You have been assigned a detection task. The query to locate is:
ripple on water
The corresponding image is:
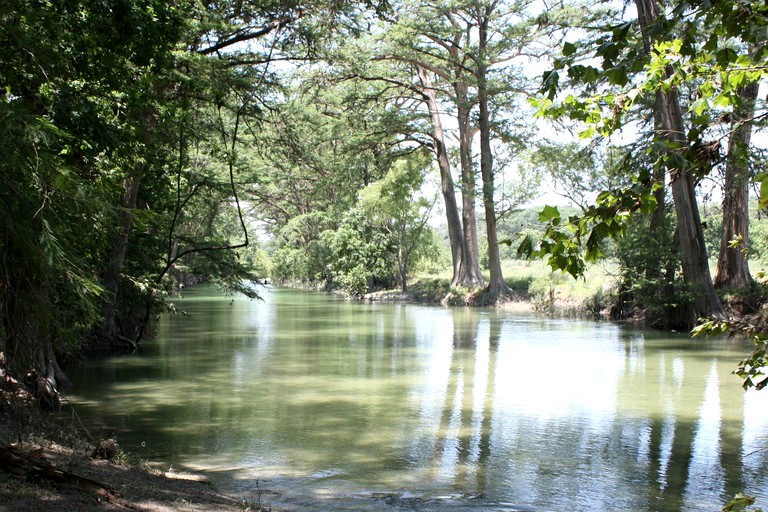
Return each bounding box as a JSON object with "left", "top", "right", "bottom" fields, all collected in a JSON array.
[{"left": 357, "top": 492, "right": 543, "bottom": 511}]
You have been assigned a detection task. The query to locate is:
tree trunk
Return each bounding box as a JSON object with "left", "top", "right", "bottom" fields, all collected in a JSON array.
[
  {"left": 417, "top": 65, "right": 468, "bottom": 287},
  {"left": 638, "top": 0, "right": 668, "bottom": 289},
  {"left": 398, "top": 245, "right": 408, "bottom": 293},
  {"left": 100, "top": 169, "right": 143, "bottom": 341},
  {"left": 714, "top": 79, "right": 758, "bottom": 290},
  {"left": 477, "top": 10, "right": 511, "bottom": 303},
  {"left": 660, "top": 90, "right": 725, "bottom": 323},
  {"left": 100, "top": 108, "right": 158, "bottom": 346},
  {"left": 635, "top": 0, "right": 725, "bottom": 324},
  {"left": 1, "top": 272, "right": 69, "bottom": 407},
  {"left": 0, "top": 182, "right": 70, "bottom": 393},
  {"left": 456, "top": 85, "right": 484, "bottom": 287}
]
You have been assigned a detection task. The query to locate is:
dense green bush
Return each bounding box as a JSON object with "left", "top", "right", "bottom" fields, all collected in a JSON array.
[
  {"left": 614, "top": 211, "right": 701, "bottom": 327},
  {"left": 408, "top": 227, "right": 452, "bottom": 276},
  {"left": 322, "top": 208, "right": 395, "bottom": 296}
]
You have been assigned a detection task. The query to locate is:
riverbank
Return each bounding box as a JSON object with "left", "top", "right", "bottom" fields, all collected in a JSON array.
[
  {"left": 0, "top": 397, "right": 269, "bottom": 511},
  {"left": 0, "top": 443, "right": 249, "bottom": 512},
  {"left": 363, "top": 273, "right": 614, "bottom": 319}
]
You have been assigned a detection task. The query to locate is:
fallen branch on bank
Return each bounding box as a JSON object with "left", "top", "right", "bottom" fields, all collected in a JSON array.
[{"left": 0, "top": 440, "right": 135, "bottom": 509}]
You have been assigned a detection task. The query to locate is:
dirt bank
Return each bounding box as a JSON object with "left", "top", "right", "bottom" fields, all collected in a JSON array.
[{"left": 0, "top": 389, "right": 267, "bottom": 512}]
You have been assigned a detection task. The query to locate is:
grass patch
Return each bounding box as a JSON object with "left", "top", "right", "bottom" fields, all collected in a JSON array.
[
  {"left": 412, "top": 259, "right": 619, "bottom": 316},
  {"left": 508, "top": 259, "right": 618, "bottom": 316},
  {"left": 408, "top": 277, "right": 451, "bottom": 303}
]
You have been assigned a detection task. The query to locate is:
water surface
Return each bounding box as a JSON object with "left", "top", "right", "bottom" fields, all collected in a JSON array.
[{"left": 65, "top": 286, "right": 768, "bottom": 511}]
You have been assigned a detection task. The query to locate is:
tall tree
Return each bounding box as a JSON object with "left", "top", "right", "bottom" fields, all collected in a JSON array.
[
  {"left": 378, "top": 1, "right": 486, "bottom": 288},
  {"left": 635, "top": 0, "right": 725, "bottom": 322},
  {"left": 475, "top": 1, "right": 512, "bottom": 301},
  {"left": 456, "top": 0, "right": 572, "bottom": 302},
  {"left": 249, "top": 70, "right": 420, "bottom": 290},
  {"left": 98, "top": 0, "right": 373, "bottom": 343},
  {"left": 377, "top": 0, "right": 574, "bottom": 299},
  {"left": 530, "top": 0, "right": 768, "bottom": 325},
  {"left": 0, "top": 0, "right": 375, "bottom": 399},
  {"left": 714, "top": 63, "right": 760, "bottom": 290},
  {"left": 358, "top": 153, "right": 436, "bottom": 291},
  {"left": 0, "top": 0, "right": 187, "bottom": 395},
  {"left": 415, "top": 65, "right": 476, "bottom": 288}
]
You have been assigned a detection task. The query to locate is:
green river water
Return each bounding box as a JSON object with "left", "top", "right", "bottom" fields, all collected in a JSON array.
[{"left": 64, "top": 285, "right": 768, "bottom": 511}]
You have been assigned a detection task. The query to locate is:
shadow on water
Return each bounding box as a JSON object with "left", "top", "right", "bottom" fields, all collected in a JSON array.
[{"left": 62, "top": 286, "right": 768, "bottom": 512}]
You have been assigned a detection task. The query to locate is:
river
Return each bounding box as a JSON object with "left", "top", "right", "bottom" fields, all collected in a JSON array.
[{"left": 64, "top": 285, "right": 768, "bottom": 511}]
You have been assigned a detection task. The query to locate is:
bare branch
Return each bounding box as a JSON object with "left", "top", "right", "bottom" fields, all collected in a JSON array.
[{"left": 198, "top": 11, "right": 305, "bottom": 55}]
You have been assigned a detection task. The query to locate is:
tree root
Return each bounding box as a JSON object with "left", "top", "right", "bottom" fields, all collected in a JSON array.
[{"left": 114, "top": 334, "right": 139, "bottom": 352}]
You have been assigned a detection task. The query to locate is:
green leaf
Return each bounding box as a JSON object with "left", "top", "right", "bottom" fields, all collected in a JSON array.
[
  {"left": 716, "top": 47, "right": 738, "bottom": 67},
  {"left": 757, "top": 173, "right": 768, "bottom": 211},
  {"left": 726, "top": 71, "right": 746, "bottom": 90},
  {"left": 597, "top": 42, "right": 621, "bottom": 68},
  {"left": 538, "top": 205, "right": 561, "bottom": 223},
  {"left": 703, "top": 33, "right": 718, "bottom": 53},
  {"left": 611, "top": 21, "right": 633, "bottom": 41},
  {"left": 666, "top": 152, "right": 688, "bottom": 171},
  {"left": 542, "top": 70, "right": 560, "bottom": 100},
  {"left": 605, "top": 66, "right": 628, "bottom": 86},
  {"left": 691, "top": 98, "right": 708, "bottom": 116},
  {"left": 585, "top": 227, "right": 602, "bottom": 255},
  {"left": 562, "top": 41, "right": 577, "bottom": 57},
  {"left": 578, "top": 126, "right": 596, "bottom": 139},
  {"left": 516, "top": 235, "right": 534, "bottom": 259},
  {"left": 592, "top": 221, "right": 611, "bottom": 239},
  {"left": 568, "top": 65, "right": 600, "bottom": 84},
  {"left": 713, "top": 92, "right": 732, "bottom": 108}
]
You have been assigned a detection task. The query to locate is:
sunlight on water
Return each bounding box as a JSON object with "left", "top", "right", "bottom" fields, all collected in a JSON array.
[{"left": 63, "top": 286, "right": 768, "bottom": 511}]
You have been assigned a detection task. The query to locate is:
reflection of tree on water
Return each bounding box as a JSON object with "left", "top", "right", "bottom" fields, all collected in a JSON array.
[
  {"left": 425, "top": 317, "right": 768, "bottom": 511},
  {"left": 430, "top": 310, "right": 497, "bottom": 498},
  {"left": 68, "top": 289, "right": 768, "bottom": 511},
  {"left": 683, "top": 362, "right": 726, "bottom": 510},
  {"left": 621, "top": 337, "right": 750, "bottom": 512},
  {"left": 742, "top": 385, "right": 768, "bottom": 502},
  {"left": 719, "top": 363, "right": 748, "bottom": 510}
]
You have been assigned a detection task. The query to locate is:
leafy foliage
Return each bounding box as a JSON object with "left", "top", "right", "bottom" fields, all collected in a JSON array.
[
  {"left": 534, "top": 1, "right": 768, "bottom": 190},
  {"left": 322, "top": 208, "right": 394, "bottom": 296},
  {"left": 722, "top": 493, "right": 764, "bottom": 512},
  {"left": 694, "top": 314, "right": 768, "bottom": 392},
  {"left": 271, "top": 212, "right": 336, "bottom": 286},
  {"left": 358, "top": 154, "right": 435, "bottom": 290},
  {"left": 0, "top": 0, "right": 376, "bottom": 379},
  {"left": 614, "top": 210, "right": 702, "bottom": 326},
  {"left": 0, "top": 0, "right": 187, "bottom": 372},
  {"left": 518, "top": 185, "right": 657, "bottom": 278}
]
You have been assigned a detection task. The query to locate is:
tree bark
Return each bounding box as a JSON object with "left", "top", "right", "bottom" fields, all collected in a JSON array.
[
  {"left": 477, "top": 7, "right": 511, "bottom": 303},
  {"left": 1, "top": 289, "right": 70, "bottom": 407},
  {"left": 417, "top": 65, "right": 468, "bottom": 287},
  {"left": 100, "top": 168, "right": 143, "bottom": 341},
  {"left": 714, "top": 79, "right": 758, "bottom": 290},
  {"left": 100, "top": 107, "right": 159, "bottom": 345},
  {"left": 635, "top": 0, "right": 725, "bottom": 324},
  {"left": 398, "top": 245, "right": 408, "bottom": 292},
  {"left": 456, "top": 84, "right": 484, "bottom": 287}
]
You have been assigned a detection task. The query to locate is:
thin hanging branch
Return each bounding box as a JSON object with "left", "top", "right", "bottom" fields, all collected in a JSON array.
[{"left": 134, "top": 25, "right": 283, "bottom": 342}]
